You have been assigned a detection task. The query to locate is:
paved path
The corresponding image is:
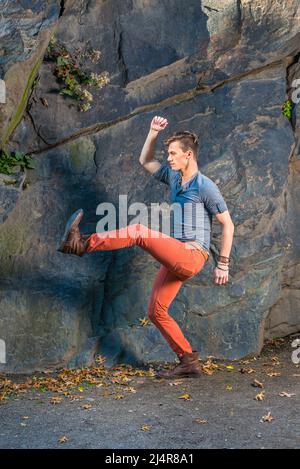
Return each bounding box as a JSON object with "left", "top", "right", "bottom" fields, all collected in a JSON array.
[{"left": 0, "top": 337, "right": 299, "bottom": 449}]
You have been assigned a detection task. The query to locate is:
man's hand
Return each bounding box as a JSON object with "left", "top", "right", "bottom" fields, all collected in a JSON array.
[
  {"left": 139, "top": 116, "right": 168, "bottom": 171},
  {"left": 213, "top": 267, "right": 229, "bottom": 285},
  {"left": 150, "top": 116, "right": 168, "bottom": 132}
]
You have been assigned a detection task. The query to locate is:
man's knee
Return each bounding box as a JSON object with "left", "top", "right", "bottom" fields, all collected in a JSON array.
[
  {"left": 128, "top": 222, "right": 148, "bottom": 240},
  {"left": 148, "top": 300, "right": 168, "bottom": 323}
]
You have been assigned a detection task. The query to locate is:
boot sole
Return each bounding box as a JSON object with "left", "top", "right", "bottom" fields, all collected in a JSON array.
[{"left": 57, "top": 208, "right": 84, "bottom": 252}]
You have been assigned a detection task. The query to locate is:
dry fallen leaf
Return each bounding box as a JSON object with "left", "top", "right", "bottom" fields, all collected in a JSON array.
[
  {"left": 59, "top": 436, "right": 68, "bottom": 444},
  {"left": 251, "top": 379, "right": 264, "bottom": 388},
  {"left": 95, "top": 355, "right": 106, "bottom": 365},
  {"left": 272, "top": 357, "right": 280, "bottom": 365},
  {"left": 255, "top": 391, "right": 265, "bottom": 401},
  {"left": 69, "top": 395, "right": 83, "bottom": 401},
  {"left": 50, "top": 396, "right": 63, "bottom": 404},
  {"left": 267, "top": 338, "right": 285, "bottom": 347},
  {"left": 40, "top": 97, "right": 49, "bottom": 107},
  {"left": 179, "top": 393, "right": 191, "bottom": 401},
  {"left": 139, "top": 317, "right": 151, "bottom": 327},
  {"left": 81, "top": 404, "right": 92, "bottom": 410},
  {"left": 261, "top": 411, "right": 274, "bottom": 423},
  {"left": 201, "top": 358, "right": 220, "bottom": 375},
  {"left": 125, "top": 387, "right": 137, "bottom": 393},
  {"left": 239, "top": 359, "right": 251, "bottom": 365},
  {"left": 169, "top": 380, "right": 184, "bottom": 386},
  {"left": 141, "top": 425, "right": 152, "bottom": 431},
  {"left": 266, "top": 372, "right": 281, "bottom": 377},
  {"left": 240, "top": 368, "right": 255, "bottom": 374},
  {"left": 194, "top": 418, "right": 208, "bottom": 424},
  {"left": 278, "top": 392, "right": 296, "bottom": 398}
]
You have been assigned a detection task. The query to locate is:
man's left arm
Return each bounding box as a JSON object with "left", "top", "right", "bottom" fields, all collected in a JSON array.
[
  {"left": 201, "top": 179, "right": 234, "bottom": 285},
  {"left": 214, "top": 210, "right": 234, "bottom": 285}
]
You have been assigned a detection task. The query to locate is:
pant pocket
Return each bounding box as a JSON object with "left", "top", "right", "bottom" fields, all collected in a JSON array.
[{"left": 173, "top": 262, "right": 195, "bottom": 280}]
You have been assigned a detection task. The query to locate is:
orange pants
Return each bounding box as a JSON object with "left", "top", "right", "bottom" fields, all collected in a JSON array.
[{"left": 86, "top": 223, "right": 208, "bottom": 358}]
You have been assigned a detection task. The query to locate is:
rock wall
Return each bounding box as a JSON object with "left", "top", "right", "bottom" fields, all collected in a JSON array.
[{"left": 0, "top": 0, "right": 299, "bottom": 372}]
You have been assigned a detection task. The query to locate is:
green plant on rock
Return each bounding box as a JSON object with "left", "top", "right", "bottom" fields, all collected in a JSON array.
[
  {"left": 282, "top": 99, "right": 293, "bottom": 121},
  {"left": 0, "top": 148, "right": 35, "bottom": 175},
  {"left": 45, "top": 35, "right": 110, "bottom": 112}
]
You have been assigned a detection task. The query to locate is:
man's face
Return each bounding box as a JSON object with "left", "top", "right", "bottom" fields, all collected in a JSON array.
[{"left": 167, "top": 141, "right": 192, "bottom": 170}]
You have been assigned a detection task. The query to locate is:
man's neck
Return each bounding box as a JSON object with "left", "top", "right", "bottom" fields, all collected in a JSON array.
[{"left": 180, "top": 165, "right": 199, "bottom": 182}]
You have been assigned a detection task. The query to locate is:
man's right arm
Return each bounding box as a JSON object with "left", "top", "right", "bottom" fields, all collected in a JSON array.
[{"left": 139, "top": 116, "right": 168, "bottom": 174}]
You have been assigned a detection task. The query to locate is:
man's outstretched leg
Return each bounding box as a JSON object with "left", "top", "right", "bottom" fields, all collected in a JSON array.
[{"left": 58, "top": 209, "right": 208, "bottom": 278}]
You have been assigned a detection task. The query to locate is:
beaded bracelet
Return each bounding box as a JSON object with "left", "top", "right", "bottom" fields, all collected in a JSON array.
[
  {"left": 217, "top": 262, "right": 229, "bottom": 270},
  {"left": 218, "top": 255, "right": 230, "bottom": 263}
]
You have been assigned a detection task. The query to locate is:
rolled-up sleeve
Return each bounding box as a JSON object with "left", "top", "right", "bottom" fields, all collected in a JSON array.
[
  {"left": 152, "top": 163, "right": 171, "bottom": 186},
  {"left": 201, "top": 179, "right": 228, "bottom": 215}
]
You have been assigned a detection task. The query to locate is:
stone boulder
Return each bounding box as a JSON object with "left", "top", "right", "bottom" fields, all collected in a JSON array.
[{"left": 0, "top": 0, "right": 299, "bottom": 372}]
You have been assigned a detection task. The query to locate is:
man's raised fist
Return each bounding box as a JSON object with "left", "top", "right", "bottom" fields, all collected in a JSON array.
[{"left": 150, "top": 116, "right": 168, "bottom": 132}]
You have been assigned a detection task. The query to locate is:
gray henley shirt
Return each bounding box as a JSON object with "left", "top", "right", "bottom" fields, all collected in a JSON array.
[{"left": 152, "top": 164, "right": 228, "bottom": 254}]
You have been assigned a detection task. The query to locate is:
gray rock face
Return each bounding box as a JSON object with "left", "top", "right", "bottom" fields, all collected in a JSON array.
[
  {"left": 0, "top": 0, "right": 60, "bottom": 148},
  {"left": 0, "top": 1, "right": 60, "bottom": 74},
  {"left": 0, "top": 0, "right": 299, "bottom": 372}
]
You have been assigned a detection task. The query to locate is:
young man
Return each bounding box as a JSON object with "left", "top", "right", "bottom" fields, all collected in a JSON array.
[{"left": 58, "top": 116, "right": 234, "bottom": 378}]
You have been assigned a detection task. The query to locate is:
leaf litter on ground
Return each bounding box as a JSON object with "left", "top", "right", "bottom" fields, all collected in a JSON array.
[{"left": 0, "top": 357, "right": 156, "bottom": 403}]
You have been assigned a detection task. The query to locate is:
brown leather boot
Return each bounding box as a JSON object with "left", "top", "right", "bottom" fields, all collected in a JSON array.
[
  {"left": 58, "top": 209, "right": 89, "bottom": 257},
  {"left": 155, "top": 351, "right": 203, "bottom": 379}
]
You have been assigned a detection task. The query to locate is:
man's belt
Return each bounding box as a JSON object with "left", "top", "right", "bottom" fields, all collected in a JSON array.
[{"left": 185, "top": 241, "right": 209, "bottom": 261}]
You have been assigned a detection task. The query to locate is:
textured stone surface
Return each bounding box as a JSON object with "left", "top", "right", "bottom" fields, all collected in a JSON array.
[
  {"left": 0, "top": 1, "right": 61, "bottom": 147},
  {"left": 0, "top": 0, "right": 299, "bottom": 372}
]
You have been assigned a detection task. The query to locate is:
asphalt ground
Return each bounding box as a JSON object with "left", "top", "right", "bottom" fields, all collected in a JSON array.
[{"left": 0, "top": 335, "right": 299, "bottom": 449}]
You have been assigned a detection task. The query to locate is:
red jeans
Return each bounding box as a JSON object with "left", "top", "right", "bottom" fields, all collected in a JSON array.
[{"left": 86, "top": 223, "right": 208, "bottom": 358}]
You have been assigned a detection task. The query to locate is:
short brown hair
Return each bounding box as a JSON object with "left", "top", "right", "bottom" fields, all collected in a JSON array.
[{"left": 163, "top": 131, "right": 199, "bottom": 158}]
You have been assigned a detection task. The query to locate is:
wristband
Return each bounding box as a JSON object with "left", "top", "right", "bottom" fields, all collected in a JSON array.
[
  {"left": 218, "top": 255, "right": 230, "bottom": 263},
  {"left": 217, "top": 266, "right": 229, "bottom": 271}
]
